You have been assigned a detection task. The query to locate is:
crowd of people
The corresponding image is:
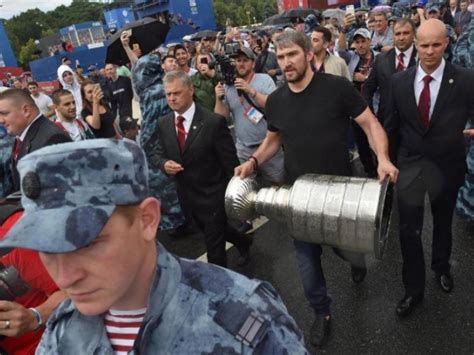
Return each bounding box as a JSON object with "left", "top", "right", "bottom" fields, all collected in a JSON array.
[{"left": 0, "top": 1, "right": 473, "bottom": 353}]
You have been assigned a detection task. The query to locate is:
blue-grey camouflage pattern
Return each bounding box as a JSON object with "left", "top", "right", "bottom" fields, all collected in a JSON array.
[
  {"left": 453, "top": 16, "right": 474, "bottom": 69},
  {"left": 132, "top": 54, "right": 184, "bottom": 231},
  {"left": 36, "top": 242, "right": 308, "bottom": 354},
  {"left": 456, "top": 121, "right": 474, "bottom": 220},
  {"left": 0, "top": 139, "right": 149, "bottom": 253},
  {"left": 0, "top": 128, "right": 14, "bottom": 198},
  {"left": 445, "top": 24, "right": 457, "bottom": 62}
]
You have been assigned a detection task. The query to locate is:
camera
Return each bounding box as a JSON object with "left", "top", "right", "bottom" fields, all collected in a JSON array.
[
  {"left": 223, "top": 41, "right": 241, "bottom": 57},
  {"left": 209, "top": 55, "right": 237, "bottom": 86},
  {"left": 0, "top": 263, "right": 30, "bottom": 301}
]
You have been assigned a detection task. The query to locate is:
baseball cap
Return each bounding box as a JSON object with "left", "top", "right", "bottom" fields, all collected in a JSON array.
[
  {"left": 427, "top": 5, "right": 440, "bottom": 12},
  {"left": 88, "top": 65, "right": 97, "bottom": 71},
  {"left": 353, "top": 28, "right": 371, "bottom": 40},
  {"left": 237, "top": 47, "right": 256, "bottom": 60},
  {"left": 0, "top": 139, "right": 149, "bottom": 254}
]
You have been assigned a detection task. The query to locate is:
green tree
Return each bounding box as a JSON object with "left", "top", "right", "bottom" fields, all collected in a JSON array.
[
  {"left": 18, "top": 39, "right": 40, "bottom": 66},
  {"left": 212, "top": 0, "right": 277, "bottom": 28}
]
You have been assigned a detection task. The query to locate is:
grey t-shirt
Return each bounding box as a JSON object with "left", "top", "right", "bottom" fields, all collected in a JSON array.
[{"left": 224, "top": 73, "right": 276, "bottom": 147}]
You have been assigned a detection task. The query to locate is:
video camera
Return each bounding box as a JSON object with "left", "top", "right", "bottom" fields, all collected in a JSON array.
[
  {"left": 0, "top": 263, "right": 30, "bottom": 301},
  {"left": 209, "top": 41, "right": 241, "bottom": 86}
]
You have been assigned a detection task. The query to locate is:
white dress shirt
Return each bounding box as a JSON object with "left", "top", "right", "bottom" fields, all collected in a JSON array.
[
  {"left": 414, "top": 59, "right": 445, "bottom": 120},
  {"left": 174, "top": 102, "right": 195, "bottom": 139},
  {"left": 395, "top": 45, "right": 415, "bottom": 70}
]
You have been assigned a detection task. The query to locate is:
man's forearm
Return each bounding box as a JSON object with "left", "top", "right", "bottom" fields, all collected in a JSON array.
[
  {"left": 214, "top": 99, "right": 229, "bottom": 118},
  {"left": 253, "top": 92, "right": 268, "bottom": 109},
  {"left": 367, "top": 119, "right": 390, "bottom": 162},
  {"left": 252, "top": 131, "right": 282, "bottom": 165}
]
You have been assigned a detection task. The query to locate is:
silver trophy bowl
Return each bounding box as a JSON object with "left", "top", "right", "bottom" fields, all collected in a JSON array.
[{"left": 225, "top": 174, "right": 393, "bottom": 259}]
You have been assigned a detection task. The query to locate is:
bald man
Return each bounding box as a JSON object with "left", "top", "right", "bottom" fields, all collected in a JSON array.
[{"left": 385, "top": 19, "right": 474, "bottom": 317}]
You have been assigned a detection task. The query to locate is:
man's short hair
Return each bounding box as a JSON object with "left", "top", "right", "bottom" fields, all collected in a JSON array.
[
  {"left": 274, "top": 29, "right": 312, "bottom": 55},
  {"left": 162, "top": 54, "right": 176, "bottom": 62},
  {"left": 174, "top": 44, "right": 188, "bottom": 54},
  {"left": 51, "top": 88, "right": 74, "bottom": 105},
  {"left": 27, "top": 81, "right": 39, "bottom": 88},
  {"left": 374, "top": 12, "right": 388, "bottom": 20},
  {"left": 394, "top": 18, "right": 416, "bottom": 33},
  {"left": 313, "top": 26, "right": 332, "bottom": 43},
  {"left": 163, "top": 70, "right": 193, "bottom": 89},
  {"left": 0, "top": 88, "right": 36, "bottom": 107}
]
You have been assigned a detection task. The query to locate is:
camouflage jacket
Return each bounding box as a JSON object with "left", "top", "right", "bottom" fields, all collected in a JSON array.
[
  {"left": 0, "top": 133, "right": 14, "bottom": 198},
  {"left": 132, "top": 54, "right": 184, "bottom": 231},
  {"left": 36, "top": 243, "right": 308, "bottom": 354},
  {"left": 453, "top": 16, "right": 474, "bottom": 69}
]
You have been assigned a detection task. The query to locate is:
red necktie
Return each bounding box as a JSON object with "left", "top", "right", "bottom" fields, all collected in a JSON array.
[
  {"left": 418, "top": 75, "right": 433, "bottom": 128},
  {"left": 176, "top": 116, "right": 186, "bottom": 152},
  {"left": 12, "top": 137, "right": 22, "bottom": 161},
  {"left": 396, "top": 52, "right": 405, "bottom": 72}
]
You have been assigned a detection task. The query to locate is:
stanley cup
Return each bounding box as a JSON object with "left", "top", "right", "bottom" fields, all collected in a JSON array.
[{"left": 225, "top": 174, "right": 393, "bottom": 259}]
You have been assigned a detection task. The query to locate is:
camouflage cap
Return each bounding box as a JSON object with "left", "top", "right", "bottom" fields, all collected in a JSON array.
[{"left": 0, "top": 139, "right": 149, "bottom": 253}]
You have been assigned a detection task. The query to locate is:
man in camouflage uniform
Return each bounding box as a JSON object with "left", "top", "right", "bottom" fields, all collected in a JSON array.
[
  {"left": 0, "top": 139, "right": 308, "bottom": 354},
  {"left": 0, "top": 125, "right": 14, "bottom": 198},
  {"left": 132, "top": 54, "right": 184, "bottom": 231},
  {"left": 454, "top": 16, "right": 474, "bottom": 219}
]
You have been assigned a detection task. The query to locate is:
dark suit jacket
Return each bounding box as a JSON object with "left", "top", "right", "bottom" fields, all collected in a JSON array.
[
  {"left": 384, "top": 62, "right": 474, "bottom": 189},
  {"left": 151, "top": 104, "right": 239, "bottom": 216},
  {"left": 11, "top": 115, "right": 71, "bottom": 191},
  {"left": 363, "top": 47, "right": 417, "bottom": 122}
]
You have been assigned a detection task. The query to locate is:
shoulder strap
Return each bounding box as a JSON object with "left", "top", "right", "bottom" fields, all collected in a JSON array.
[{"left": 241, "top": 92, "right": 265, "bottom": 115}]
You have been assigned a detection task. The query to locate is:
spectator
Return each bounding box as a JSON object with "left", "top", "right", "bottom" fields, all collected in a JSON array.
[
  {"left": 254, "top": 31, "right": 282, "bottom": 84},
  {"left": 161, "top": 55, "right": 178, "bottom": 73},
  {"left": 174, "top": 45, "right": 197, "bottom": 76},
  {"left": 214, "top": 47, "right": 285, "bottom": 185},
  {"left": 371, "top": 12, "right": 394, "bottom": 52},
  {"left": 0, "top": 123, "right": 14, "bottom": 198},
  {"left": 191, "top": 50, "right": 219, "bottom": 111},
  {"left": 104, "top": 63, "right": 134, "bottom": 121},
  {"left": 27, "top": 82, "right": 55, "bottom": 120},
  {"left": 52, "top": 89, "right": 94, "bottom": 141},
  {"left": 311, "top": 26, "right": 351, "bottom": 80},
  {"left": 57, "top": 65, "right": 83, "bottom": 115},
  {"left": 80, "top": 79, "right": 119, "bottom": 139}
]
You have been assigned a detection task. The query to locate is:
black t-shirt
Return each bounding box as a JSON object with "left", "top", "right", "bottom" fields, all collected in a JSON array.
[
  {"left": 81, "top": 107, "right": 116, "bottom": 139},
  {"left": 106, "top": 76, "right": 133, "bottom": 118},
  {"left": 266, "top": 73, "right": 367, "bottom": 183}
]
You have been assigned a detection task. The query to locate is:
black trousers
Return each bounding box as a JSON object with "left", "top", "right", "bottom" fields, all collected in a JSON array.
[
  {"left": 192, "top": 207, "right": 251, "bottom": 268},
  {"left": 352, "top": 121, "right": 377, "bottom": 177},
  {"left": 397, "top": 165, "right": 462, "bottom": 297}
]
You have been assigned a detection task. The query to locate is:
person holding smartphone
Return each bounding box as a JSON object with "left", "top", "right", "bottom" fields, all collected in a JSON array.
[{"left": 191, "top": 50, "right": 220, "bottom": 111}]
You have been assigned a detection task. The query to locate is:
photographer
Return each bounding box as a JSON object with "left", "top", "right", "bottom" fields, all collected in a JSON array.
[
  {"left": 214, "top": 47, "right": 284, "bottom": 185},
  {"left": 0, "top": 203, "right": 66, "bottom": 354},
  {"left": 191, "top": 50, "right": 220, "bottom": 111}
]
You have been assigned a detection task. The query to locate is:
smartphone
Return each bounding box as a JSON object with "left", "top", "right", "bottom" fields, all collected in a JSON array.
[
  {"left": 346, "top": 5, "right": 355, "bottom": 16},
  {"left": 124, "top": 29, "right": 132, "bottom": 37},
  {"left": 200, "top": 57, "right": 208, "bottom": 64}
]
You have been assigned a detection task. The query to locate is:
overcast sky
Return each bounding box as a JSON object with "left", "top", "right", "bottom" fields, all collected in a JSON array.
[{"left": 0, "top": 0, "right": 73, "bottom": 19}]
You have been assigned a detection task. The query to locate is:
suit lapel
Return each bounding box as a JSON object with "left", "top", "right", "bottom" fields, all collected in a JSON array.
[
  {"left": 182, "top": 106, "right": 204, "bottom": 154},
  {"left": 427, "top": 62, "right": 456, "bottom": 131},
  {"left": 408, "top": 48, "right": 417, "bottom": 68},
  {"left": 387, "top": 49, "right": 397, "bottom": 75},
  {"left": 19, "top": 116, "right": 44, "bottom": 157}
]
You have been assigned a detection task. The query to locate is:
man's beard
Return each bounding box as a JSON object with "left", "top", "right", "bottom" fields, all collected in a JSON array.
[{"left": 285, "top": 62, "right": 308, "bottom": 83}]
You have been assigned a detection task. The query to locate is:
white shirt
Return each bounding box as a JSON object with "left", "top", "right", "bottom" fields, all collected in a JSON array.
[
  {"left": 31, "top": 93, "right": 53, "bottom": 118},
  {"left": 186, "top": 68, "right": 197, "bottom": 77},
  {"left": 174, "top": 102, "right": 195, "bottom": 139},
  {"left": 414, "top": 59, "right": 445, "bottom": 119},
  {"left": 19, "top": 113, "right": 42, "bottom": 141},
  {"left": 60, "top": 120, "right": 82, "bottom": 142},
  {"left": 395, "top": 45, "right": 415, "bottom": 70}
]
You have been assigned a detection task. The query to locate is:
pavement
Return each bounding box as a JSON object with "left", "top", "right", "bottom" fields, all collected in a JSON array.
[{"left": 158, "top": 161, "right": 474, "bottom": 354}]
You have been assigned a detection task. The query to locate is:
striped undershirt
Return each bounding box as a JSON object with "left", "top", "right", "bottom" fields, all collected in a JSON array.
[{"left": 104, "top": 308, "right": 146, "bottom": 355}]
